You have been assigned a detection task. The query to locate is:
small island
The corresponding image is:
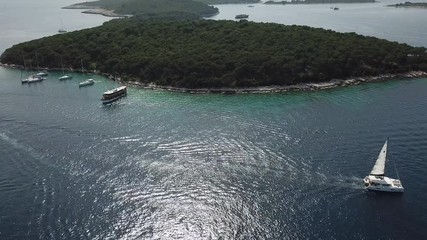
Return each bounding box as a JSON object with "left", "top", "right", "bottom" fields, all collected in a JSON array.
[
  {"left": 2, "top": 18, "right": 426, "bottom": 92},
  {"left": 63, "top": 0, "right": 219, "bottom": 19},
  {"left": 235, "top": 14, "right": 249, "bottom": 19},
  {"left": 387, "top": 2, "right": 427, "bottom": 8}
]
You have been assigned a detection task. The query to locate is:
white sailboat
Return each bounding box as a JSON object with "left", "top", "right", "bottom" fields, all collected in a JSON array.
[
  {"left": 34, "top": 52, "right": 48, "bottom": 77},
  {"left": 21, "top": 57, "right": 44, "bottom": 83},
  {"left": 58, "top": 17, "right": 67, "bottom": 33},
  {"left": 79, "top": 59, "right": 94, "bottom": 87},
  {"left": 59, "top": 58, "right": 72, "bottom": 80},
  {"left": 363, "top": 139, "right": 404, "bottom": 193}
]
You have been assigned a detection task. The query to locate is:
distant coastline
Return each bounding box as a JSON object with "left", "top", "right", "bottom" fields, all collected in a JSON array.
[
  {"left": 264, "top": 0, "right": 375, "bottom": 5},
  {"left": 386, "top": 2, "right": 427, "bottom": 9}
]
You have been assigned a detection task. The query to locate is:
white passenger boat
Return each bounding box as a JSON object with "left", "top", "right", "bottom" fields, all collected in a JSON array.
[{"left": 102, "top": 86, "right": 127, "bottom": 104}]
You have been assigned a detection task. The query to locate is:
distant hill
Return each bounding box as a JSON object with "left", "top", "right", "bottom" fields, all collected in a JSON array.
[
  {"left": 2, "top": 19, "right": 426, "bottom": 88},
  {"left": 387, "top": 2, "right": 427, "bottom": 8}
]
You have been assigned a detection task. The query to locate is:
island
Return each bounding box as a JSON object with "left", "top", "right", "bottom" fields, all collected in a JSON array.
[
  {"left": 387, "top": 2, "right": 427, "bottom": 8},
  {"left": 1, "top": 18, "right": 427, "bottom": 92},
  {"left": 63, "top": 0, "right": 219, "bottom": 18}
]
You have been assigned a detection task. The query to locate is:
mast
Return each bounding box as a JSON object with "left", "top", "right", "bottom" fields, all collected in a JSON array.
[
  {"left": 22, "top": 56, "right": 28, "bottom": 77},
  {"left": 35, "top": 52, "right": 40, "bottom": 72},
  {"left": 61, "top": 57, "right": 64, "bottom": 75}
]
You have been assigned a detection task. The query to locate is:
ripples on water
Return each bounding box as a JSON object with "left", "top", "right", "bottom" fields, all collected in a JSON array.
[{"left": 1, "top": 68, "right": 427, "bottom": 239}]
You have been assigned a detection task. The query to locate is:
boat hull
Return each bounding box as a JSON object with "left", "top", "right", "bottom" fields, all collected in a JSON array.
[
  {"left": 79, "top": 79, "right": 94, "bottom": 87},
  {"left": 102, "top": 86, "right": 127, "bottom": 104},
  {"left": 79, "top": 82, "right": 94, "bottom": 87},
  {"left": 35, "top": 72, "right": 48, "bottom": 77},
  {"left": 365, "top": 187, "right": 404, "bottom": 193},
  {"left": 102, "top": 93, "right": 127, "bottom": 104},
  {"left": 25, "top": 76, "right": 45, "bottom": 83},
  {"left": 364, "top": 176, "right": 404, "bottom": 193}
]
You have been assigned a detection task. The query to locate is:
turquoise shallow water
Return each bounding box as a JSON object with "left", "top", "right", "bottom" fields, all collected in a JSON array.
[{"left": 1, "top": 66, "right": 427, "bottom": 239}]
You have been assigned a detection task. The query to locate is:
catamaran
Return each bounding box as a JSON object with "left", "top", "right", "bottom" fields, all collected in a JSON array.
[{"left": 363, "top": 139, "right": 404, "bottom": 193}]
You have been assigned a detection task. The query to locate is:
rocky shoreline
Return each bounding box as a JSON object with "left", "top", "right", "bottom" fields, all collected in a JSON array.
[
  {"left": 1, "top": 63, "right": 426, "bottom": 93},
  {"left": 125, "top": 71, "right": 427, "bottom": 94}
]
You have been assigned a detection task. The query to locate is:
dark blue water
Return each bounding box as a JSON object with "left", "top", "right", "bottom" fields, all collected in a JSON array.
[{"left": 1, "top": 66, "right": 427, "bottom": 239}]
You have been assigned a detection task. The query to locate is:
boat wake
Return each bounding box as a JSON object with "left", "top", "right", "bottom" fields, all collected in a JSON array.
[
  {"left": 0, "top": 132, "right": 39, "bottom": 157},
  {"left": 330, "top": 175, "right": 365, "bottom": 190}
]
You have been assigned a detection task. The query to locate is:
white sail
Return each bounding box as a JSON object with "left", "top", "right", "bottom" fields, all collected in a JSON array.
[{"left": 370, "top": 140, "right": 387, "bottom": 176}]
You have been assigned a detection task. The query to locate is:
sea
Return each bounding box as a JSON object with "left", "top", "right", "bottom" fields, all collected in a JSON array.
[{"left": 1, "top": 0, "right": 427, "bottom": 239}]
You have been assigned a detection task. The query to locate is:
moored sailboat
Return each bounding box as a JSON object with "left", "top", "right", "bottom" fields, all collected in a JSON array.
[
  {"left": 79, "top": 59, "right": 94, "bottom": 87},
  {"left": 59, "top": 58, "right": 72, "bottom": 80},
  {"left": 21, "top": 57, "right": 45, "bottom": 83},
  {"left": 79, "top": 79, "right": 94, "bottom": 87},
  {"left": 58, "top": 17, "right": 67, "bottom": 33},
  {"left": 363, "top": 139, "right": 404, "bottom": 193},
  {"left": 34, "top": 52, "right": 48, "bottom": 77}
]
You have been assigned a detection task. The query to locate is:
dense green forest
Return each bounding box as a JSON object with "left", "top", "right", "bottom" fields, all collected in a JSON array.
[
  {"left": 67, "top": 0, "right": 219, "bottom": 17},
  {"left": 1, "top": 18, "right": 427, "bottom": 88}
]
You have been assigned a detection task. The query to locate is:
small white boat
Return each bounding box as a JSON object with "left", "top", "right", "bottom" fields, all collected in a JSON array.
[
  {"left": 102, "top": 86, "right": 127, "bottom": 104},
  {"left": 364, "top": 139, "right": 404, "bottom": 193},
  {"left": 35, "top": 71, "right": 48, "bottom": 77},
  {"left": 59, "top": 75, "right": 72, "bottom": 80},
  {"left": 79, "top": 79, "right": 94, "bottom": 87}
]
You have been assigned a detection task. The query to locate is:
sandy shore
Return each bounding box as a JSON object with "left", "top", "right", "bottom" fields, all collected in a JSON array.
[{"left": 2, "top": 63, "right": 426, "bottom": 93}]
